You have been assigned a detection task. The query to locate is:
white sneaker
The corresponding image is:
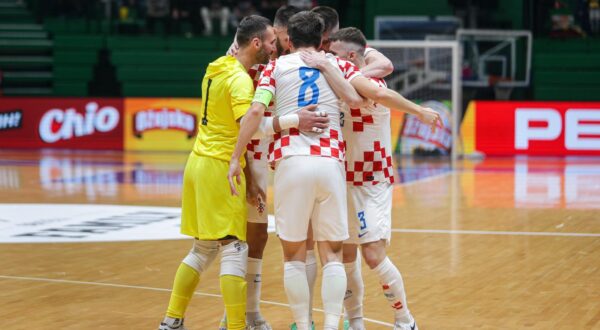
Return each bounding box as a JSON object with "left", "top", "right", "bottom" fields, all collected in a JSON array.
[
  {"left": 218, "top": 316, "right": 227, "bottom": 330},
  {"left": 247, "top": 319, "right": 273, "bottom": 330},
  {"left": 393, "top": 316, "right": 418, "bottom": 330},
  {"left": 159, "top": 317, "right": 187, "bottom": 330}
]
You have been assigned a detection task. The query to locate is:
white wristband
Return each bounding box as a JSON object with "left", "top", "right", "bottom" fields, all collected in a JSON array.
[{"left": 279, "top": 114, "right": 299, "bottom": 130}]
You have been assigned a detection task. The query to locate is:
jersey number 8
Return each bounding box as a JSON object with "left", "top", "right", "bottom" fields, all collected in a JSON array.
[{"left": 297, "top": 67, "right": 320, "bottom": 107}]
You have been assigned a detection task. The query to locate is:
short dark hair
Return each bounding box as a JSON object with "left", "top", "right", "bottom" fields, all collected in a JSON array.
[
  {"left": 311, "top": 6, "right": 338, "bottom": 33},
  {"left": 274, "top": 5, "right": 301, "bottom": 28},
  {"left": 236, "top": 15, "right": 272, "bottom": 47},
  {"left": 288, "top": 11, "right": 324, "bottom": 49},
  {"left": 330, "top": 27, "right": 367, "bottom": 49}
]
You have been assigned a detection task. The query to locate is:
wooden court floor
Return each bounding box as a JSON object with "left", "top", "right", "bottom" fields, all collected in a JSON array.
[{"left": 0, "top": 150, "right": 599, "bottom": 329}]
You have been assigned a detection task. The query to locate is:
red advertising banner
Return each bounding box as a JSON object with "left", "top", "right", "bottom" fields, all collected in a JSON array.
[
  {"left": 466, "top": 101, "right": 600, "bottom": 156},
  {"left": 0, "top": 98, "right": 124, "bottom": 150}
]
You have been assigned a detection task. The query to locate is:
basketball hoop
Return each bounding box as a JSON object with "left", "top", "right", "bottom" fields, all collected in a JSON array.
[
  {"left": 493, "top": 84, "right": 514, "bottom": 100},
  {"left": 489, "top": 75, "right": 514, "bottom": 100}
]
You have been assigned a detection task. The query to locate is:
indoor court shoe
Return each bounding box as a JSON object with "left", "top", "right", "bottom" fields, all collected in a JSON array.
[
  {"left": 289, "top": 321, "right": 316, "bottom": 330},
  {"left": 218, "top": 316, "right": 227, "bottom": 330},
  {"left": 159, "top": 317, "right": 187, "bottom": 330},
  {"left": 247, "top": 318, "right": 273, "bottom": 330},
  {"left": 393, "top": 316, "right": 418, "bottom": 330}
]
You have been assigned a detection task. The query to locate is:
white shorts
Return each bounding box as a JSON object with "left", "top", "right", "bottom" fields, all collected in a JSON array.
[
  {"left": 274, "top": 156, "right": 348, "bottom": 242},
  {"left": 246, "top": 158, "right": 269, "bottom": 224},
  {"left": 346, "top": 182, "right": 393, "bottom": 245}
]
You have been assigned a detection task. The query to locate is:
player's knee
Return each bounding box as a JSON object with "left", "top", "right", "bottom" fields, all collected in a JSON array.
[
  {"left": 361, "top": 245, "right": 386, "bottom": 269},
  {"left": 342, "top": 244, "right": 359, "bottom": 263},
  {"left": 183, "top": 240, "right": 220, "bottom": 273},
  {"left": 220, "top": 240, "right": 249, "bottom": 278}
]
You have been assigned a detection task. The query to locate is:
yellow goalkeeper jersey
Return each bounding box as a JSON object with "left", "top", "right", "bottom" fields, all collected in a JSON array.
[{"left": 192, "top": 55, "right": 254, "bottom": 168}]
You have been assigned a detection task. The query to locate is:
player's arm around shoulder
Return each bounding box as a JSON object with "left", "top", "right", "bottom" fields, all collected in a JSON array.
[
  {"left": 299, "top": 50, "right": 365, "bottom": 109},
  {"left": 362, "top": 48, "right": 394, "bottom": 78},
  {"left": 349, "top": 76, "right": 442, "bottom": 132}
]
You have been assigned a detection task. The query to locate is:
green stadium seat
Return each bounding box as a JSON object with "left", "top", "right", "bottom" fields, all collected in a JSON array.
[
  {"left": 53, "top": 66, "right": 94, "bottom": 80},
  {"left": 106, "top": 36, "right": 167, "bottom": 50},
  {"left": 53, "top": 81, "right": 88, "bottom": 96},
  {"left": 0, "top": 39, "right": 52, "bottom": 53},
  {"left": 2, "top": 71, "right": 52, "bottom": 84},
  {"left": 54, "top": 35, "right": 104, "bottom": 50},
  {"left": 111, "top": 50, "right": 220, "bottom": 66},
  {"left": 0, "top": 23, "right": 43, "bottom": 31},
  {"left": 116, "top": 66, "right": 204, "bottom": 82},
  {"left": 122, "top": 82, "right": 201, "bottom": 97},
  {"left": 53, "top": 50, "right": 98, "bottom": 65},
  {"left": 0, "top": 31, "right": 48, "bottom": 39},
  {"left": 167, "top": 37, "right": 221, "bottom": 51},
  {"left": 0, "top": 55, "right": 51, "bottom": 69},
  {"left": 534, "top": 38, "right": 589, "bottom": 53},
  {"left": 45, "top": 18, "right": 88, "bottom": 34},
  {"left": 534, "top": 71, "right": 600, "bottom": 85},
  {"left": 2, "top": 87, "right": 52, "bottom": 95},
  {"left": 535, "top": 86, "right": 600, "bottom": 101},
  {"left": 534, "top": 54, "right": 600, "bottom": 70}
]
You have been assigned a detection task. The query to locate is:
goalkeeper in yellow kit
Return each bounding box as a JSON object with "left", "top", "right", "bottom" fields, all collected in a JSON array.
[{"left": 158, "top": 15, "right": 277, "bottom": 330}]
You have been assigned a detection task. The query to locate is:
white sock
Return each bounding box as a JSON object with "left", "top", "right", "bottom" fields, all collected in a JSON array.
[
  {"left": 344, "top": 258, "right": 365, "bottom": 329},
  {"left": 246, "top": 257, "right": 263, "bottom": 323},
  {"left": 321, "top": 262, "right": 347, "bottom": 330},
  {"left": 305, "top": 249, "right": 317, "bottom": 322},
  {"left": 284, "top": 261, "right": 311, "bottom": 330},
  {"left": 374, "top": 257, "right": 411, "bottom": 324}
]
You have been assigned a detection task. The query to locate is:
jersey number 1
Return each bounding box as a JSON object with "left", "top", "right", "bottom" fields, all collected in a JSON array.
[{"left": 298, "top": 67, "right": 320, "bottom": 107}]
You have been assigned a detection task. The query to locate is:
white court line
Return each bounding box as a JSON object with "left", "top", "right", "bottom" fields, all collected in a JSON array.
[
  {"left": 0, "top": 275, "right": 394, "bottom": 328},
  {"left": 392, "top": 228, "right": 600, "bottom": 237}
]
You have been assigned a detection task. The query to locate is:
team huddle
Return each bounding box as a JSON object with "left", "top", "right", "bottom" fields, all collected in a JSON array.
[{"left": 159, "top": 5, "right": 441, "bottom": 330}]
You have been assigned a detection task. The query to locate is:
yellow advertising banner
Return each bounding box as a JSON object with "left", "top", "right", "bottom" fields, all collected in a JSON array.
[{"left": 124, "top": 98, "right": 202, "bottom": 152}]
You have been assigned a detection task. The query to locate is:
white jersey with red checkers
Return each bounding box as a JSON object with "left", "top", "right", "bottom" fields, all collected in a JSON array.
[
  {"left": 244, "top": 63, "right": 273, "bottom": 162},
  {"left": 227, "top": 40, "right": 274, "bottom": 161},
  {"left": 342, "top": 77, "right": 395, "bottom": 185},
  {"left": 256, "top": 52, "right": 362, "bottom": 164}
]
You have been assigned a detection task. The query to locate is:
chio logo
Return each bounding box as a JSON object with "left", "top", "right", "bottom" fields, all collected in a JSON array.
[{"left": 39, "top": 102, "right": 120, "bottom": 143}]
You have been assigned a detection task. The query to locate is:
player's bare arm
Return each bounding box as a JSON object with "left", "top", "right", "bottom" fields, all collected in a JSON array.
[
  {"left": 229, "top": 101, "right": 266, "bottom": 196},
  {"left": 350, "top": 75, "right": 442, "bottom": 132},
  {"left": 299, "top": 50, "right": 366, "bottom": 109},
  {"left": 362, "top": 49, "right": 394, "bottom": 78},
  {"left": 229, "top": 100, "right": 330, "bottom": 195},
  {"left": 253, "top": 105, "right": 329, "bottom": 139},
  {"left": 243, "top": 152, "right": 266, "bottom": 210}
]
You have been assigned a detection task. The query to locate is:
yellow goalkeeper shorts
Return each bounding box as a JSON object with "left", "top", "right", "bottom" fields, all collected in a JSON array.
[{"left": 180, "top": 153, "right": 247, "bottom": 241}]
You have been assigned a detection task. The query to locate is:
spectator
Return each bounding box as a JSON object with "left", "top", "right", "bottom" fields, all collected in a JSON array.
[
  {"left": 231, "top": 1, "right": 260, "bottom": 30},
  {"left": 200, "top": 0, "right": 232, "bottom": 36},
  {"left": 147, "top": 0, "right": 170, "bottom": 34},
  {"left": 171, "top": 0, "right": 199, "bottom": 36},
  {"left": 260, "top": 0, "right": 286, "bottom": 21},
  {"left": 590, "top": 0, "right": 600, "bottom": 33},
  {"left": 287, "top": 0, "right": 313, "bottom": 10}
]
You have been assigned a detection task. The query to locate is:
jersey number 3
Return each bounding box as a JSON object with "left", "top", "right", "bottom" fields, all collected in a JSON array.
[{"left": 298, "top": 67, "right": 320, "bottom": 107}]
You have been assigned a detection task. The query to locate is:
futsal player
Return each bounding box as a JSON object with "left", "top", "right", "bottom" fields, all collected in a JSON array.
[{"left": 228, "top": 11, "right": 365, "bottom": 330}]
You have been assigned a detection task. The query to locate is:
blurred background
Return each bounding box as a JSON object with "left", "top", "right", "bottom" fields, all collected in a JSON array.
[{"left": 0, "top": 0, "right": 599, "bottom": 174}]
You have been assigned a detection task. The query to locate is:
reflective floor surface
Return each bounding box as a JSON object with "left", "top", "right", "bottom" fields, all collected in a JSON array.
[{"left": 0, "top": 150, "right": 599, "bottom": 329}]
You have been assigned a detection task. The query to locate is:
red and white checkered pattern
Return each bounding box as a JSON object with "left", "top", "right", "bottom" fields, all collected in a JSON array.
[
  {"left": 257, "top": 53, "right": 362, "bottom": 164},
  {"left": 345, "top": 141, "right": 395, "bottom": 185},
  {"left": 342, "top": 77, "right": 395, "bottom": 185},
  {"left": 245, "top": 63, "right": 272, "bottom": 162}
]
